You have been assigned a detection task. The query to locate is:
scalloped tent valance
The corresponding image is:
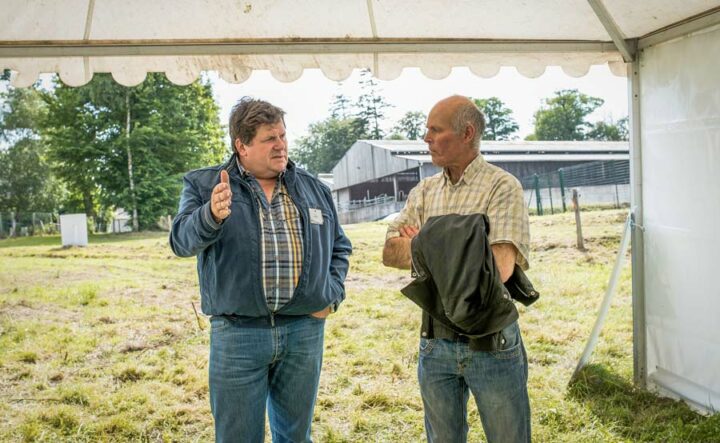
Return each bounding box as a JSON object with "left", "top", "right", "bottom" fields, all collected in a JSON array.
[
  {"left": 2, "top": 0, "right": 718, "bottom": 86},
  {"left": 2, "top": 53, "right": 629, "bottom": 88}
]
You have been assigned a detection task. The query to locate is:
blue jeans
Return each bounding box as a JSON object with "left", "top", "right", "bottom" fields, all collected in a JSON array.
[
  {"left": 209, "top": 315, "right": 325, "bottom": 443},
  {"left": 418, "top": 321, "right": 531, "bottom": 443}
]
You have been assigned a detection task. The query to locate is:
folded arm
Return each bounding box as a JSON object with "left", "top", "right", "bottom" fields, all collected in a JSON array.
[{"left": 382, "top": 225, "right": 418, "bottom": 269}]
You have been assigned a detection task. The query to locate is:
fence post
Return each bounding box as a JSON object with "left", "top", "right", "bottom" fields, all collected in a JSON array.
[
  {"left": 533, "top": 174, "right": 543, "bottom": 216},
  {"left": 0, "top": 212, "right": 3, "bottom": 237},
  {"left": 547, "top": 175, "right": 555, "bottom": 215},
  {"left": 558, "top": 168, "right": 567, "bottom": 212},
  {"left": 572, "top": 189, "right": 585, "bottom": 251},
  {"left": 10, "top": 212, "right": 16, "bottom": 237},
  {"left": 608, "top": 161, "right": 620, "bottom": 208}
]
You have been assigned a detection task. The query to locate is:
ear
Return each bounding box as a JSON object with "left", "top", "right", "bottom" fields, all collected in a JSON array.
[
  {"left": 234, "top": 138, "right": 246, "bottom": 157},
  {"left": 464, "top": 123, "right": 476, "bottom": 145}
]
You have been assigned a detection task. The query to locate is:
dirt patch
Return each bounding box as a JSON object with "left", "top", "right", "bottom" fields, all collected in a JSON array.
[{"left": 0, "top": 299, "right": 81, "bottom": 324}]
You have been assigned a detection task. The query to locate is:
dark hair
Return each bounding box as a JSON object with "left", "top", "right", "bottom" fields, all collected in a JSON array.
[{"left": 229, "top": 97, "right": 286, "bottom": 146}]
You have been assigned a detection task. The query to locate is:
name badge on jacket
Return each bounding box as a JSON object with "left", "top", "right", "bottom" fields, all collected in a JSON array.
[{"left": 309, "top": 208, "right": 324, "bottom": 225}]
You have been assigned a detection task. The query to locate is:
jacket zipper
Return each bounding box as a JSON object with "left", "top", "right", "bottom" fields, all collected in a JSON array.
[{"left": 237, "top": 177, "right": 274, "bottom": 323}]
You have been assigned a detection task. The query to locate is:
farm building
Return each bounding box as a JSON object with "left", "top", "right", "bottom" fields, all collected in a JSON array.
[{"left": 331, "top": 140, "right": 629, "bottom": 215}]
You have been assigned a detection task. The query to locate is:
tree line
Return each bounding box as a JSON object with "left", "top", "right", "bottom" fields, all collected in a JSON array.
[
  {"left": 294, "top": 71, "right": 628, "bottom": 174},
  {"left": 0, "top": 71, "right": 225, "bottom": 232},
  {"left": 1, "top": 68, "right": 627, "bottom": 233}
]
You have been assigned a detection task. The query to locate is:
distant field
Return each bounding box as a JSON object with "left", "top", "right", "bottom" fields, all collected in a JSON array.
[{"left": 1, "top": 209, "right": 718, "bottom": 442}]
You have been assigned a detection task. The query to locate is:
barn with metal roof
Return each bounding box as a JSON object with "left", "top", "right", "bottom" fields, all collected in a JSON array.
[{"left": 331, "top": 140, "right": 629, "bottom": 205}]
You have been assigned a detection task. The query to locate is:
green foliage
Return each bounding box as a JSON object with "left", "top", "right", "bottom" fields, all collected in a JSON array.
[
  {"left": 391, "top": 111, "right": 427, "bottom": 140},
  {"left": 329, "top": 91, "right": 352, "bottom": 120},
  {"left": 531, "top": 89, "right": 604, "bottom": 140},
  {"left": 293, "top": 71, "right": 396, "bottom": 174},
  {"left": 293, "top": 117, "right": 366, "bottom": 174},
  {"left": 472, "top": 97, "right": 519, "bottom": 140},
  {"left": 356, "top": 69, "right": 392, "bottom": 139},
  {"left": 43, "top": 73, "right": 226, "bottom": 229},
  {"left": 0, "top": 85, "right": 64, "bottom": 221},
  {"left": 587, "top": 117, "right": 629, "bottom": 141}
]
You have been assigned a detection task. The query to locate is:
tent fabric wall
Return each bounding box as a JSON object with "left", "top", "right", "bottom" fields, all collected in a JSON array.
[{"left": 639, "top": 23, "right": 720, "bottom": 414}]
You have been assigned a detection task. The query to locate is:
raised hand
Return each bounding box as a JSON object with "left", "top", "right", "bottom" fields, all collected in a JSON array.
[{"left": 211, "top": 170, "right": 232, "bottom": 223}]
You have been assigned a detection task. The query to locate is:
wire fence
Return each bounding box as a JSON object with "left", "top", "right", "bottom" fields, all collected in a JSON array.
[
  {"left": 0, "top": 211, "right": 175, "bottom": 238},
  {"left": 520, "top": 160, "right": 630, "bottom": 215},
  {"left": 0, "top": 212, "right": 59, "bottom": 238},
  {"left": 337, "top": 194, "right": 397, "bottom": 211}
]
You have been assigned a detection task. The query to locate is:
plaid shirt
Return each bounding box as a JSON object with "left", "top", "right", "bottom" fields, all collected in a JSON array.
[
  {"left": 386, "top": 154, "right": 530, "bottom": 269},
  {"left": 238, "top": 161, "right": 304, "bottom": 312}
]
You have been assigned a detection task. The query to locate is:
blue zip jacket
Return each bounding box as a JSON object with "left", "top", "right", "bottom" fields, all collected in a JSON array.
[{"left": 169, "top": 155, "right": 352, "bottom": 318}]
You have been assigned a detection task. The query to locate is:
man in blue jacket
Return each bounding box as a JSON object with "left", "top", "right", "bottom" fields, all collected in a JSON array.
[{"left": 170, "top": 97, "right": 352, "bottom": 443}]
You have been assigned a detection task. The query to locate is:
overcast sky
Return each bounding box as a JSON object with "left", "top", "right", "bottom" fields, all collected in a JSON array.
[{"left": 210, "top": 64, "right": 629, "bottom": 148}]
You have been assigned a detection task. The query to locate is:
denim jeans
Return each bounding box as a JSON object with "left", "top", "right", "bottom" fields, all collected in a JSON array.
[
  {"left": 418, "top": 321, "right": 531, "bottom": 443},
  {"left": 209, "top": 315, "right": 325, "bottom": 443}
]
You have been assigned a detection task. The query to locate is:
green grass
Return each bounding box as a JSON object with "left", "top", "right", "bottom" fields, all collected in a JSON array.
[{"left": 1, "top": 210, "right": 718, "bottom": 442}]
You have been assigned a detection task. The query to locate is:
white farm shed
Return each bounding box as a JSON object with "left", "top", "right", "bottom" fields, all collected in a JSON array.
[{"left": 2, "top": 0, "right": 719, "bottom": 414}]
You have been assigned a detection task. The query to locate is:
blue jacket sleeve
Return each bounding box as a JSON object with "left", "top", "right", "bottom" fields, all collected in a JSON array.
[
  {"left": 324, "top": 186, "right": 352, "bottom": 306},
  {"left": 169, "top": 174, "right": 224, "bottom": 257}
]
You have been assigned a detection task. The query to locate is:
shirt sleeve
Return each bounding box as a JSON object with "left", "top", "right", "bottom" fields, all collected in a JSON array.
[
  {"left": 385, "top": 180, "right": 424, "bottom": 241},
  {"left": 486, "top": 174, "right": 530, "bottom": 269}
]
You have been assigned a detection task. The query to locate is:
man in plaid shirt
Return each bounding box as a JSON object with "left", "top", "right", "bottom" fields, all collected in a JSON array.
[
  {"left": 171, "top": 98, "right": 351, "bottom": 443},
  {"left": 383, "top": 96, "right": 531, "bottom": 443}
]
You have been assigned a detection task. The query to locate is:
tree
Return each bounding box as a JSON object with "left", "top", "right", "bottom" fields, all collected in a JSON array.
[
  {"left": 0, "top": 84, "right": 61, "bottom": 232},
  {"left": 44, "top": 73, "right": 226, "bottom": 230},
  {"left": 293, "top": 117, "right": 366, "bottom": 175},
  {"left": 356, "top": 69, "right": 392, "bottom": 139},
  {"left": 586, "top": 116, "right": 628, "bottom": 141},
  {"left": 529, "top": 89, "right": 604, "bottom": 140},
  {"left": 472, "top": 97, "right": 519, "bottom": 140},
  {"left": 329, "top": 91, "right": 352, "bottom": 120},
  {"left": 392, "top": 111, "right": 427, "bottom": 140}
]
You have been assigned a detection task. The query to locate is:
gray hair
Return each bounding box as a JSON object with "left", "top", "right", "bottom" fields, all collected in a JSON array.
[
  {"left": 229, "top": 97, "right": 286, "bottom": 146},
  {"left": 450, "top": 99, "right": 486, "bottom": 150}
]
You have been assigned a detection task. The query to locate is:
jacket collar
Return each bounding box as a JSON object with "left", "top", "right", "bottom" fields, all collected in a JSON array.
[{"left": 221, "top": 153, "right": 297, "bottom": 184}]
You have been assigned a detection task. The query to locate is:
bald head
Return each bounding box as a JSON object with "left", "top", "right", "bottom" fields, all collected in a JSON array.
[{"left": 432, "top": 95, "right": 486, "bottom": 150}]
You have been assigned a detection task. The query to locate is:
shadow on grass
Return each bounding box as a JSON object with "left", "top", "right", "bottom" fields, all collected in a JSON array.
[
  {"left": 568, "top": 364, "right": 720, "bottom": 442},
  {"left": 0, "top": 232, "right": 168, "bottom": 249}
]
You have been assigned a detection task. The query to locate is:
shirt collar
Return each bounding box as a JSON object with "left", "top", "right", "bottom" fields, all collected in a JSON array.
[
  {"left": 442, "top": 153, "right": 485, "bottom": 186},
  {"left": 236, "top": 157, "right": 285, "bottom": 182}
]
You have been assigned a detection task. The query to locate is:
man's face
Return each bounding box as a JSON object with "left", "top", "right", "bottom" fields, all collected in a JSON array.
[
  {"left": 423, "top": 102, "right": 471, "bottom": 169},
  {"left": 236, "top": 121, "right": 288, "bottom": 179}
]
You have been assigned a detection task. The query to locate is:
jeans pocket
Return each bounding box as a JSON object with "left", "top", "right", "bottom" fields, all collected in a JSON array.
[
  {"left": 210, "top": 316, "right": 230, "bottom": 333},
  {"left": 419, "top": 338, "right": 436, "bottom": 356},
  {"left": 307, "top": 314, "right": 327, "bottom": 322},
  {"left": 490, "top": 322, "right": 522, "bottom": 360}
]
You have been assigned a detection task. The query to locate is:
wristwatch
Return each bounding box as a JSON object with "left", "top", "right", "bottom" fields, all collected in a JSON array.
[{"left": 328, "top": 301, "right": 338, "bottom": 314}]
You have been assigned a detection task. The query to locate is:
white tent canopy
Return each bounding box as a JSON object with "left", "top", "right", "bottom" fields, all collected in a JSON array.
[
  {"left": 3, "top": 0, "right": 720, "bottom": 415},
  {"left": 1, "top": 0, "right": 718, "bottom": 86}
]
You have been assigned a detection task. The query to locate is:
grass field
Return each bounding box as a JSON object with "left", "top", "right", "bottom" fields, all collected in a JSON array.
[{"left": 1, "top": 209, "right": 719, "bottom": 442}]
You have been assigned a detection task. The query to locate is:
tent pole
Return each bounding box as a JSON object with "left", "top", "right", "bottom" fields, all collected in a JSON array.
[
  {"left": 587, "top": 0, "right": 636, "bottom": 62},
  {"left": 628, "top": 59, "right": 646, "bottom": 389}
]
